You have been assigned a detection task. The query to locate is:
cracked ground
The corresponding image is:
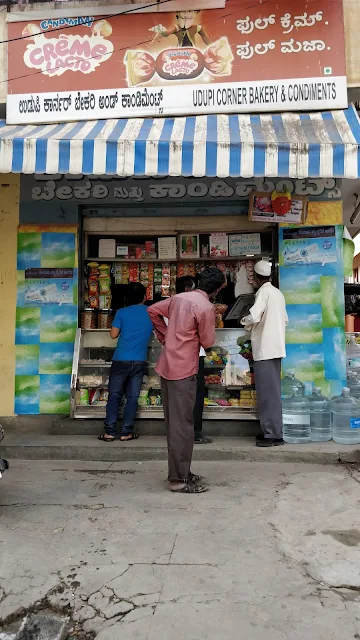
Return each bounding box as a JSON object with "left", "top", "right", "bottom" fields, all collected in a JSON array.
[{"left": 1, "top": 460, "right": 360, "bottom": 639}]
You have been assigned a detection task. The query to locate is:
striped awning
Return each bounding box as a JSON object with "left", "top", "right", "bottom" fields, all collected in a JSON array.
[{"left": 1, "top": 105, "right": 360, "bottom": 178}]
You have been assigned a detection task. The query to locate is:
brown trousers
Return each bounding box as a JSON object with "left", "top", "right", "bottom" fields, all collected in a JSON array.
[{"left": 161, "top": 375, "right": 197, "bottom": 482}]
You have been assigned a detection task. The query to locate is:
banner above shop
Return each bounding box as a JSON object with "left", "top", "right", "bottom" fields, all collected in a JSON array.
[
  {"left": 21, "top": 176, "right": 342, "bottom": 204},
  {"left": 7, "top": 0, "right": 347, "bottom": 124}
]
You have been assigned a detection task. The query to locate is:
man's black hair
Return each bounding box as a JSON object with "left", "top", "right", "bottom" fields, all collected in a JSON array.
[
  {"left": 126, "top": 282, "right": 146, "bottom": 305},
  {"left": 176, "top": 275, "right": 195, "bottom": 294},
  {"left": 198, "top": 267, "right": 225, "bottom": 295}
]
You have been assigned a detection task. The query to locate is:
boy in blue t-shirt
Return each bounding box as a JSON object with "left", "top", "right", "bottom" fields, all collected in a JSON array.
[{"left": 99, "top": 282, "right": 153, "bottom": 442}]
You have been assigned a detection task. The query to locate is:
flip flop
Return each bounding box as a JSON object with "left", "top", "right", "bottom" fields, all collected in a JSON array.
[
  {"left": 120, "top": 433, "right": 139, "bottom": 441},
  {"left": 188, "top": 472, "right": 203, "bottom": 483},
  {"left": 98, "top": 434, "right": 115, "bottom": 442},
  {"left": 170, "top": 482, "right": 208, "bottom": 494},
  {"left": 194, "top": 436, "right": 213, "bottom": 444},
  {"left": 256, "top": 438, "right": 285, "bottom": 447}
]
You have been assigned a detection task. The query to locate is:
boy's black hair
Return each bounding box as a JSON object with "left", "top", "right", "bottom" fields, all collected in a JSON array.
[
  {"left": 198, "top": 267, "right": 225, "bottom": 295},
  {"left": 176, "top": 275, "right": 195, "bottom": 294},
  {"left": 126, "top": 282, "right": 146, "bottom": 305}
]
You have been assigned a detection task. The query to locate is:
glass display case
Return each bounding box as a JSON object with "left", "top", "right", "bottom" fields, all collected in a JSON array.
[{"left": 71, "top": 328, "right": 257, "bottom": 420}]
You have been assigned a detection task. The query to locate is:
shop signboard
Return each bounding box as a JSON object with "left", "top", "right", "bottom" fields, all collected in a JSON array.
[
  {"left": 21, "top": 176, "right": 342, "bottom": 204},
  {"left": 7, "top": 0, "right": 347, "bottom": 124}
]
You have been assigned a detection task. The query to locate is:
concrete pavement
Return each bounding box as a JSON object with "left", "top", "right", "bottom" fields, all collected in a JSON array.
[
  {"left": 1, "top": 459, "right": 360, "bottom": 639},
  {"left": 2, "top": 434, "right": 360, "bottom": 464}
]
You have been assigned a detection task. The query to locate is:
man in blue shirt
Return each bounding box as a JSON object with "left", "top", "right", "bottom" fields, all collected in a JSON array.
[{"left": 98, "top": 282, "right": 153, "bottom": 442}]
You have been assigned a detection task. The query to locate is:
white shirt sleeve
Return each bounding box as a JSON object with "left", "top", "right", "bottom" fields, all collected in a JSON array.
[{"left": 241, "top": 288, "right": 267, "bottom": 328}]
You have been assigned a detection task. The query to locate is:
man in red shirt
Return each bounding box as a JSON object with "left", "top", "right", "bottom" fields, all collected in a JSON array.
[{"left": 148, "top": 268, "right": 225, "bottom": 494}]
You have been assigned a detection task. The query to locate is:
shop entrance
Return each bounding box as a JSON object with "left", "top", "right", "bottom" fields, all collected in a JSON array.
[{"left": 71, "top": 211, "right": 277, "bottom": 421}]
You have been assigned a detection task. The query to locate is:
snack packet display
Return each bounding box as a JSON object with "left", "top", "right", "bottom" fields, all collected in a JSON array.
[
  {"left": 145, "top": 240, "right": 156, "bottom": 258},
  {"left": 122, "top": 264, "right": 130, "bottom": 284},
  {"left": 79, "top": 388, "right": 89, "bottom": 405},
  {"left": 138, "top": 389, "right": 149, "bottom": 406}
]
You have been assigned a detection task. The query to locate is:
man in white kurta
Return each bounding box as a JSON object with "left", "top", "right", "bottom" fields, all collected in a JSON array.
[{"left": 241, "top": 260, "right": 288, "bottom": 447}]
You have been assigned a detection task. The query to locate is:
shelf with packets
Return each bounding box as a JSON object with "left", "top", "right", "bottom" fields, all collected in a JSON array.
[
  {"left": 86, "top": 256, "right": 262, "bottom": 263},
  {"left": 71, "top": 327, "right": 258, "bottom": 420}
]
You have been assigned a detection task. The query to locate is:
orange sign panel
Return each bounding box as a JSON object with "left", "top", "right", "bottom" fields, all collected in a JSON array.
[{"left": 7, "top": 0, "right": 347, "bottom": 123}]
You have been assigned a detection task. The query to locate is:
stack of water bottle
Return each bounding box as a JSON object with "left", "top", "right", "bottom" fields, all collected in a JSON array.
[{"left": 281, "top": 348, "right": 360, "bottom": 445}]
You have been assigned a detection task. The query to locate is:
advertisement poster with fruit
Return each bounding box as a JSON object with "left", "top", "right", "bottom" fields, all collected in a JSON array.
[
  {"left": 7, "top": 0, "right": 346, "bottom": 124},
  {"left": 249, "top": 191, "right": 308, "bottom": 224}
]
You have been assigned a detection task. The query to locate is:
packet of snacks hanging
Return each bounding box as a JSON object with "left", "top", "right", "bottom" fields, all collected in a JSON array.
[{"left": 87, "top": 262, "right": 99, "bottom": 309}]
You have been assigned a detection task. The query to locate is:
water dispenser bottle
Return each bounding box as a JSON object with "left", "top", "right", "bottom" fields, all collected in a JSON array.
[
  {"left": 346, "top": 336, "right": 360, "bottom": 373},
  {"left": 308, "top": 388, "right": 331, "bottom": 442},
  {"left": 331, "top": 388, "right": 360, "bottom": 445},
  {"left": 282, "top": 393, "right": 311, "bottom": 444},
  {"left": 347, "top": 371, "right": 360, "bottom": 399},
  {"left": 281, "top": 371, "right": 305, "bottom": 398}
]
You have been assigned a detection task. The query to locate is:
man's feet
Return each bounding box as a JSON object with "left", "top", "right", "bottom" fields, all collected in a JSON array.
[
  {"left": 168, "top": 481, "right": 208, "bottom": 493},
  {"left": 194, "top": 435, "right": 213, "bottom": 444},
  {"left": 256, "top": 438, "right": 285, "bottom": 447}
]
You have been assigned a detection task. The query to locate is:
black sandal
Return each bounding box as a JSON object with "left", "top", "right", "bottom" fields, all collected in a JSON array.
[
  {"left": 188, "top": 472, "right": 203, "bottom": 483},
  {"left": 98, "top": 434, "right": 115, "bottom": 442},
  {"left": 170, "top": 482, "right": 208, "bottom": 494},
  {"left": 120, "top": 433, "right": 139, "bottom": 441},
  {"left": 194, "top": 436, "right": 213, "bottom": 444}
]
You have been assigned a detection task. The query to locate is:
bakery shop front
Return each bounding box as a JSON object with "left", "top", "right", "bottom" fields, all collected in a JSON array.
[
  {"left": 4, "top": 0, "right": 357, "bottom": 419},
  {"left": 15, "top": 168, "right": 346, "bottom": 421}
]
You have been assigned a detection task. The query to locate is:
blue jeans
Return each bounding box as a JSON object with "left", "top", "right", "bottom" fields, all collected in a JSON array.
[{"left": 104, "top": 361, "right": 146, "bottom": 437}]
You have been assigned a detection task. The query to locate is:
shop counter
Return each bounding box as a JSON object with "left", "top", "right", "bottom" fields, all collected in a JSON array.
[{"left": 71, "top": 328, "right": 257, "bottom": 420}]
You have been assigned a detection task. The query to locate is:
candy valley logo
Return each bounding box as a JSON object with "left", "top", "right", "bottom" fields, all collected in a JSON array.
[{"left": 22, "top": 19, "right": 114, "bottom": 76}]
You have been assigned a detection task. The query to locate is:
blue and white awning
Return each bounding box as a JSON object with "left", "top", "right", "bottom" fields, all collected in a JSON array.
[{"left": 1, "top": 105, "right": 360, "bottom": 178}]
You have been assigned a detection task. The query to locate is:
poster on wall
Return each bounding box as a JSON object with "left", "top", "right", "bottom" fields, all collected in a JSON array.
[
  {"left": 249, "top": 192, "right": 308, "bottom": 224},
  {"left": 23, "top": 268, "right": 74, "bottom": 306},
  {"left": 15, "top": 226, "right": 78, "bottom": 415},
  {"left": 229, "top": 233, "right": 261, "bottom": 256},
  {"left": 280, "top": 227, "right": 337, "bottom": 267},
  {"left": 7, "top": 0, "right": 347, "bottom": 124},
  {"left": 279, "top": 216, "right": 346, "bottom": 401},
  {"left": 179, "top": 234, "right": 200, "bottom": 259}
]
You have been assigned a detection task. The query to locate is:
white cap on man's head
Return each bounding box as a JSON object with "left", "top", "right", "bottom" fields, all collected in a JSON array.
[{"left": 254, "top": 260, "right": 271, "bottom": 277}]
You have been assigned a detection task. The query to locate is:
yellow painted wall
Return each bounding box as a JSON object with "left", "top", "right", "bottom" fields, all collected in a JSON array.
[{"left": 0, "top": 175, "right": 19, "bottom": 416}]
